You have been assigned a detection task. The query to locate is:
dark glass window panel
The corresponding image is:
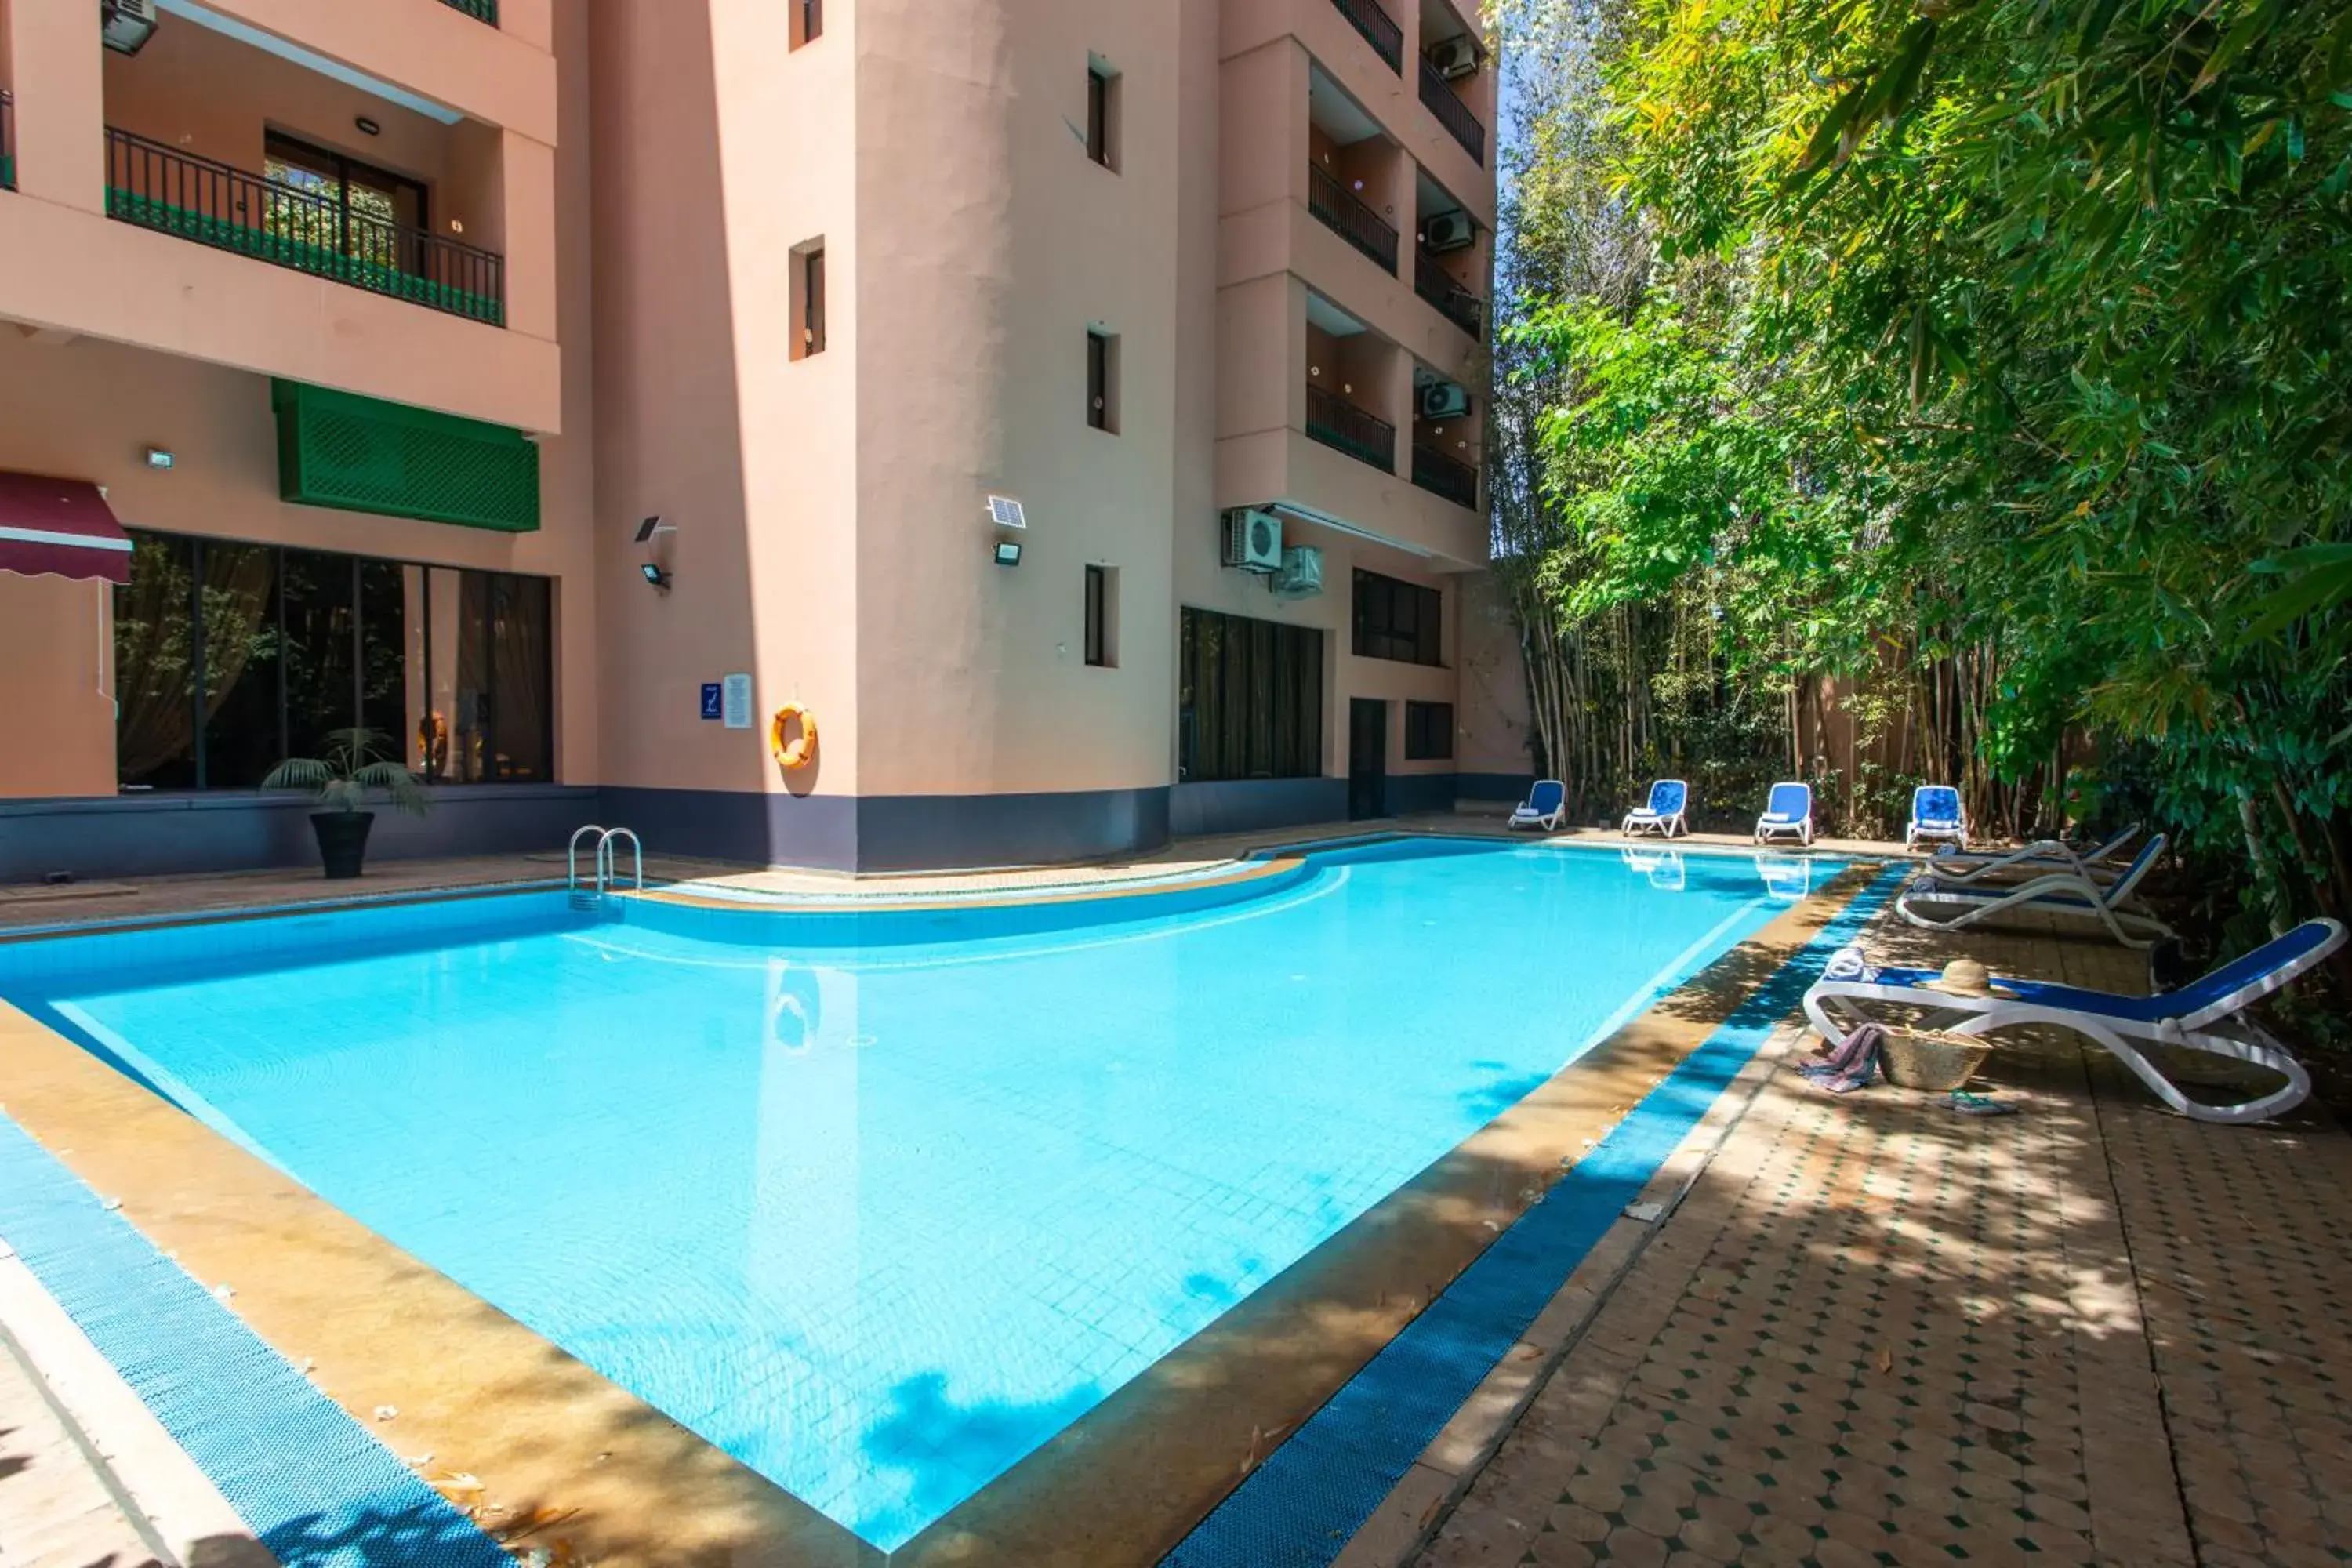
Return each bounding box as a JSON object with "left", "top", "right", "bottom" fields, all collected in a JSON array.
[
  {"left": 1087, "top": 332, "right": 1109, "bottom": 430},
  {"left": 358, "top": 558, "right": 411, "bottom": 750},
  {"left": 1177, "top": 607, "right": 1323, "bottom": 782},
  {"left": 113, "top": 532, "right": 198, "bottom": 790},
  {"left": 803, "top": 249, "right": 826, "bottom": 355},
  {"left": 1352, "top": 568, "right": 1443, "bottom": 666},
  {"left": 1084, "top": 564, "right": 1107, "bottom": 666},
  {"left": 1087, "top": 71, "right": 1109, "bottom": 165},
  {"left": 280, "top": 547, "right": 358, "bottom": 766},
  {"left": 198, "top": 541, "right": 284, "bottom": 788},
  {"left": 1405, "top": 700, "right": 1454, "bottom": 760},
  {"left": 487, "top": 572, "right": 552, "bottom": 781},
  {"left": 452, "top": 568, "right": 494, "bottom": 782}
]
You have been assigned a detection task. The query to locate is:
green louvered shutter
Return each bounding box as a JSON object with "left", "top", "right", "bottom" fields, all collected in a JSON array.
[{"left": 272, "top": 380, "right": 539, "bottom": 533}]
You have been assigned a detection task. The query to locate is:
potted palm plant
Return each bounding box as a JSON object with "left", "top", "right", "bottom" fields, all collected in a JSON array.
[{"left": 263, "top": 727, "right": 430, "bottom": 879}]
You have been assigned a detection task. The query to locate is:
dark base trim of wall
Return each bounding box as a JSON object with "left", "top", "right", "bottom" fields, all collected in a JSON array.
[
  {"left": 2, "top": 775, "right": 1539, "bottom": 885},
  {"left": 0, "top": 785, "right": 601, "bottom": 884},
  {"left": 1170, "top": 778, "right": 1350, "bottom": 838}
]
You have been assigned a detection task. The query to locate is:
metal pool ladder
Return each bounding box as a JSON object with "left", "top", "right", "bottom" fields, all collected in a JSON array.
[{"left": 568, "top": 825, "right": 644, "bottom": 908}]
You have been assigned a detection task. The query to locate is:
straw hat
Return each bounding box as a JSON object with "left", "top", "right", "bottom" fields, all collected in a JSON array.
[{"left": 1919, "top": 957, "right": 1999, "bottom": 997}]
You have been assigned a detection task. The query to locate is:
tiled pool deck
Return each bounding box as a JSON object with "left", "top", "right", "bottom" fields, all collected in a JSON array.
[{"left": 4, "top": 824, "right": 2344, "bottom": 1566}]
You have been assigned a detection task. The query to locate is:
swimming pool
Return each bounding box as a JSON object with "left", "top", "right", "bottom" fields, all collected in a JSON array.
[{"left": 0, "top": 836, "right": 1838, "bottom": 1551}]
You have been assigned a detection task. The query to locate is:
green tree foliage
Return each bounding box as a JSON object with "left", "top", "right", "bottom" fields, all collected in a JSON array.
[{"left": 1496, "top": 0, "right": 2352, "bottom": 945}]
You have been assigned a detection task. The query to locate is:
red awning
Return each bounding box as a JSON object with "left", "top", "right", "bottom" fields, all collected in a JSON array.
[{"left": 0, "top": 472, "right": 133, "bottom": 585}]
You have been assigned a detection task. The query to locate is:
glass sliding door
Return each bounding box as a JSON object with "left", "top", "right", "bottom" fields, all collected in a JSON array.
[{"left": 111, "top": 530, "right": 554, "bottom": 793}]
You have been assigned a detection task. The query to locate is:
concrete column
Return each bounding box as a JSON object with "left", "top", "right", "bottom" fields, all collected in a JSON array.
[
  {"left": 499, "top": 128, "right": 557, "bottom": 344},
  {"left": 7, "top": 0, "right": 106, "bottom": 213}
]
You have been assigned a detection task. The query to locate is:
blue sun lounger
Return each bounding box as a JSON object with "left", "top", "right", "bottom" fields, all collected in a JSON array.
[
  {"left": 1805, "top": 919, "right": 2346, "bottom": 1123},
  {"left": 1754, "top": 781, "right": 1814, "bottom": 846},
  {"left": 1896, "top": 834, "right": 2173, "bottom": 947},
  {"left": 1905, "top": 785, "right": 1968, "bottom": 851},
  {"left": 1621, "top": 779, "right": 1688, "bottom": 839},
  {"left": 1508, "top": 779, "right": 1567, "bottom": 832}
]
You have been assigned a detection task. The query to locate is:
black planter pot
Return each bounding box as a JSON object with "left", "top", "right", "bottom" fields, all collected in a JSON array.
[{"left": 310, "top": 811, "right": 376, "bottom": 880}]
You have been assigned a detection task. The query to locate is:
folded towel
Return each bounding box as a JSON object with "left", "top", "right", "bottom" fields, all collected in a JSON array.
[{"left": 1820, "top": 944, "right": 1880, "bottom": 984}]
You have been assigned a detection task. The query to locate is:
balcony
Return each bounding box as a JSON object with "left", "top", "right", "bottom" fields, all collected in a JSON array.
[
  {"left": 1420, "top": 58, "right": 1486, "bottom": 165},
  {"left": 1306, "top": 382, "right": 1396, "bottom": 472},
  {"left": 104, "top": 129, "right": 505, "bottom": 327},
  {"left": 1412, "top": 443, "right": 1479, "bottom": 508},
  {"left": 1415, "top": 249, "right": 1484, "bottom": 339},
  {"left": 1308, "top": 163, "right": 1399, "bottom": 274},
  {"left": 439, "top": 0, "right": 502, "bottom": 23},
  {"left": 1, "top": 91, "right": 13, "bottom": 191},
  {"left": 1330, "top": 0, "right": 1404, "bottom": 71}
]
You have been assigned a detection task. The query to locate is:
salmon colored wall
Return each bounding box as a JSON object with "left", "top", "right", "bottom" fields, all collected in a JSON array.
[
  {"left": 0, "top": 575, "right": 115, "bottom": 797},
  {"left": 102, "top": 21, "right": 490, "bottom": 240},
  {"left": 0, "top": 0, "right": 561, "bottom": 434},
  {"left": 0, "top": 328, "right": 599, "bottom": 797},
  {"left": 1457, "top": 568, "right": 1533, "bottom": 780},
  {"left": 585, "top": 0, "right": 859, "bottom": 799},
  {"left": 851, "top": 0, "right": 1186, "bottom": 798},
  {"left": 189, "top": 0, "right": 557, "bottom": 143}
]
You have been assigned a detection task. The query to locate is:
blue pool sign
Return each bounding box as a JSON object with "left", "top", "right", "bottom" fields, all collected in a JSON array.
[{"left": 699, "top": 683, "right": 724, "bottom": 721}]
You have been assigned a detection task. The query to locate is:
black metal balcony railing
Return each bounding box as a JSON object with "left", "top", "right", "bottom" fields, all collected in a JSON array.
[
  {"left": 1415, "top": 249, "right": 1485, "bottom": 339},
  {"left": 1413, "top": 443, "right": 1480, "bottom": 508},
  {"left": 1420, "top": 57, "right": 1487, "bottom": 165},
  {"left": 1306, "top": 383, "right": 1396, "bottom": 473},
  {"left": 438, "top": 0, "right": 500, "bottom": 23},
  {"left": 1330, "top": 0, "right": 1403, "bottom": 71},
  {"left": 1309, "top": 163, "right": 1399, "bottom": 274},
  {"left": 2, "top": 90, "right": 15, "bottom": 192},
  {"left": 104, "top": 129, "right": 505, "bottom": 326}
]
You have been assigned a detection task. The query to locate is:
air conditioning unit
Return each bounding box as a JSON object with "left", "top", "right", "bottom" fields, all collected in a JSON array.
[
  {"left": 1273, "top": 544, "right": 1325, "bottom": 599},
  {"left": 1419, "top": 381, "right": 1472, "bottom": 421},
  {"left": 1221, "top": 507, "right": 1283, "bottom": 573},
  {"left": 1427, "top": 34, "right": 1480, "bottom": 80},
  {"left": 1423, "top": 210, "right": 1476, "bottom": 253},
  {"left": 101, "top": 0, "right": 160, "bottom": 56}
]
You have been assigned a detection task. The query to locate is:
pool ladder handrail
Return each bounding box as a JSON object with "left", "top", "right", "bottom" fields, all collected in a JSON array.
[{"left": 567, "top": 824, "right": 644, "bottom": 903}]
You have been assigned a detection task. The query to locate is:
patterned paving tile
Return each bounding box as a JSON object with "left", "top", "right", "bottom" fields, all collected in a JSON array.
[{"left": 1414, "top": 911, "right": 2350, "bottom": 1568}]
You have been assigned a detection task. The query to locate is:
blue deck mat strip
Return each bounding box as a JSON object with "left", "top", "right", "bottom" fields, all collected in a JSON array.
[
  {"left": 1160, "top": 863, "right": 1906, "bottom": 1568},
  {"left": 0, "top": 1116, "right": 510, "bottom": 1568}
]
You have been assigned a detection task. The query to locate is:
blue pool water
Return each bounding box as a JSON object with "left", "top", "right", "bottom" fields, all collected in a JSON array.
[{"left": 2, "top": 837, "right": 1833, "bottom": 1550}]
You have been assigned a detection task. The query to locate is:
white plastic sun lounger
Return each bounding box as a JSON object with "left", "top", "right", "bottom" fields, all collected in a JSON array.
[
  {"left": 1804, "top": 919, "right": 2346, "bottom": 1123},
  {"left": 1924, "top": 822, "right": 2143, "bottom": 886},
  {"left": 1622, "top": 779, "right": 1689, "bottom": 839},
  {"left": 1753, "top": 781, "right": 1813, "bottom": 846},
  {"left": 1508, "top": 779, "right": 1568, "bottom": 832},
  {"left": 1896, "top": 834, "right": 2172, "bottom": 947}
]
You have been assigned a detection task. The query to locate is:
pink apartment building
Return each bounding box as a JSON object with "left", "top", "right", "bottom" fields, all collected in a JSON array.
[{"left": 0, "top": 0, "right": 1524, "bottom": 877}]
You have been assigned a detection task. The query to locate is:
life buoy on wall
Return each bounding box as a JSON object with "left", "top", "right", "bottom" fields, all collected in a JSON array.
[{"left": 771, "top": 703, "right": 818, "bottom": 771}]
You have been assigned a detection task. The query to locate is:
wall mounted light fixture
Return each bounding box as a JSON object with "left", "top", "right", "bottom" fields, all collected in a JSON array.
[{"left": 636, "top": 515, "right": 677, "bottom": 590}]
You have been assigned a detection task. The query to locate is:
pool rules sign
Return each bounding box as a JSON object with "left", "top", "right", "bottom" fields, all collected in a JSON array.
[{"left": 702, "top": 675, "right": 755, "bottom": 729}]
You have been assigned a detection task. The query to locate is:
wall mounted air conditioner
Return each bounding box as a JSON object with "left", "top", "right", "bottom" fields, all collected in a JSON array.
[
  {"left": 1419, "top": 382, "right": 1472, "bottom": 421},
  {"left": 1427, "top": 34, "right": 1480, "bottom": 80},
  {"left": 1221, "top": 508, "right": 1284, "bottom": 573},
  {"left": 1273, "top": 544, "right": 1325, "bottom": 599},
  {"left": 1423, "top": 211, "right": 1476, "bottom": 253},
  {"left": 102, "top": 0, "right": 159, "bottom": 55}
]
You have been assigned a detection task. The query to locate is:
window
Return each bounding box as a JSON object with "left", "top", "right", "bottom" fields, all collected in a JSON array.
[
  {"left": 1084, "top": 564, "right": 1117, "bottom": 667},
  {"left": 262, "top": 131, "right": 429, "bottom": 272},
  {"left": 1087, "top": 328, "right": 1119, "bottom": 432},
  {"left": 793, "top": 0, "right": 822, "bottom": 48},
  {"left": 1086, "top": 60, "right": 1120, "bottom": 169},
  {"left": 793, "top": 241, "right": 826, "bottom": 359},
  {"left": 1178, "top": 608, "right": 1324, "bottom": 782},
  {"left": 1353, "top": 568, "right": 1443, "bottom": 666},
  {"left": 112, "top": 529, "right": 553, "bottom": 791},
  {"left": 1403, "top": 701, "right": 1454, "bottom": 760}
]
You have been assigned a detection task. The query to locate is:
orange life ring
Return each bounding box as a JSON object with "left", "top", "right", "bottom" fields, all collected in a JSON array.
[{"left": 771, "top": 703, "right": 818, "bottom": 771}]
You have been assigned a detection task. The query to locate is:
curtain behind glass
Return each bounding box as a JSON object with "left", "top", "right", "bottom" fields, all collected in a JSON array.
[
  {"left": 113, "top": 533, "right": 197, "bottom": 788},
  {"left": 490, "top": 574, "right": 551, "bottom": 782},
  {"left": 280, "top": 548, "right": 356, "bottom": 765},
  {"left": 198, "top": 540, "right": 283, "bottom": 788}
]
